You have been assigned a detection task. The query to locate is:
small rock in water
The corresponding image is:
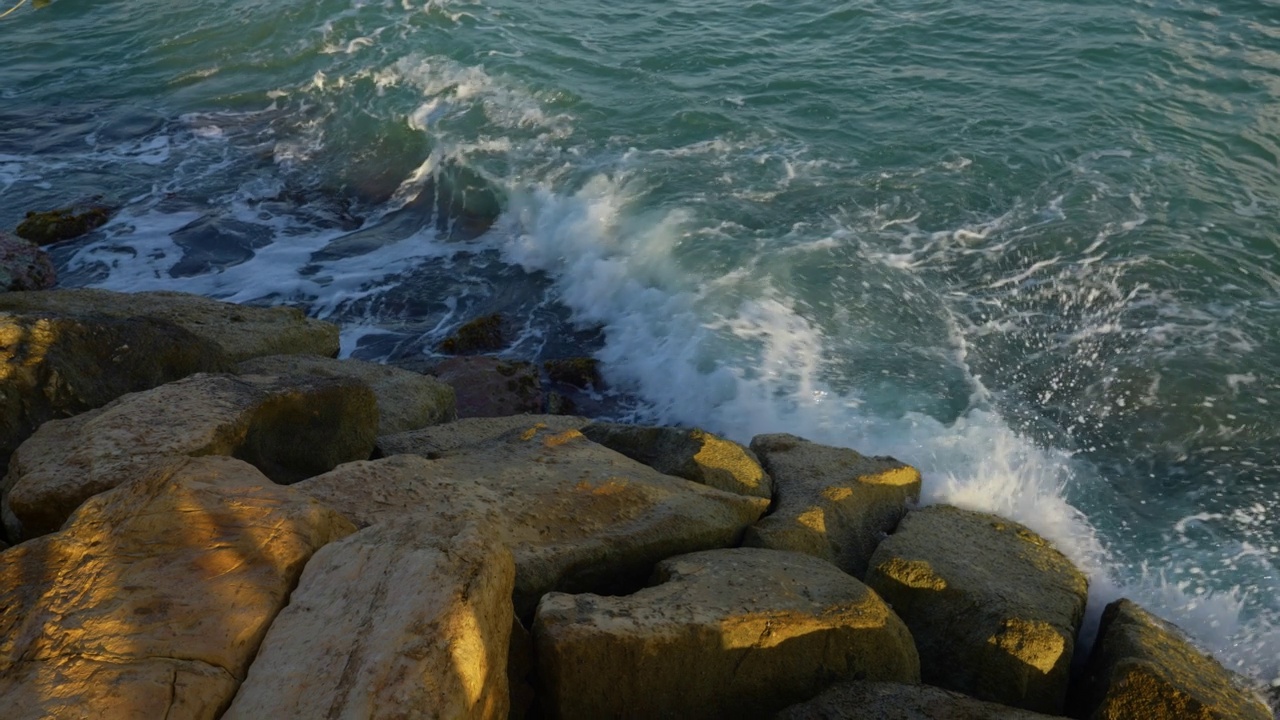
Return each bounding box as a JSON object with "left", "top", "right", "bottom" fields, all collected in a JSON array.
[
  {"left": 439, "top": 313, "right": 506, "bottom": 354},
  {"left": 15, "top": 200, "right": 113, "bottom": 245},
  {"left": 543, "top": 357, "right": 602, "bottom": 389}
]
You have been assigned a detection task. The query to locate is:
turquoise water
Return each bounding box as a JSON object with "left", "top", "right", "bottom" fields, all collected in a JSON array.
[{"left": 3, "top": 0, "right": 1279, "bottom": 697}]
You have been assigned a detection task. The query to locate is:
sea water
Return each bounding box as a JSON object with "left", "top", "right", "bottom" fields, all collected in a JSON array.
[{"left": 2, "top": 0, "right": 1278, "bottom": 701}]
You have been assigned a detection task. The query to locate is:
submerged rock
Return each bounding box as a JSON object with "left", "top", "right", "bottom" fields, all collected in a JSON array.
[
  {"left": 0, "top": 456, "right": 354, "bottom": 720},
  {"left": 237, "top": 354, "right": 456, "bottom": 434},
  {"left": 0, "top": 231, "right": 55, "bottom": 291},
  {"left": 1072, "top": 599, "right": 1271, "bottom": 720},
  {"left": 225, "top": 519, "right": 514, "bottom": 720},
  {"left": 439, "top": 313, "right": 506, "bottom": 354},
  {"left": 775, "top": 681, "right": 1067, "bottom": 720},
  {"left": 14, "top": 201, "right": 113, "bottom": 245},
  {"left": 0, "top": 289, "right": 339, "bottom": 362},
  {"left": 296, "top": 421, "right": 769, "bottom": 615},
  {"left": 743, "top": 433, "right": 920, "bottom": 577},
  {"left": 533, "top": 547, "right": 920, "bottom": 720},
  {"left": 864, "top": 505, "right": 1088, "bottom": 715},
  {"left": 2, "top": 372, "right": 377, "bottom": 539},
  {"left": 581, "top": 422, "right": 771, "bottom": 499}
]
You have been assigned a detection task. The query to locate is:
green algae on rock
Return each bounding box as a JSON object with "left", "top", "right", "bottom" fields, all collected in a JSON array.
[
  {"left": 15, "top": 204, "right": 113, "bottom": 245},
  {"left": 543, "top": 357, "right": 602, "bottom": 389},
  {"left": 439, "top": 313, "right": 505, "bottom": 354}
]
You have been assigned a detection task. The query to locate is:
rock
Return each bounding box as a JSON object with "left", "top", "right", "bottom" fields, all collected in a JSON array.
[
  {"left": 0, "top": 231, "right": 55, "bottom": 291},
  {"left": 0, "top": 311, "right": 230, "bottom": 471},
  {"left": 430, "top": 356, "right": 542, "bottom": 418},
  {"left": 14, "top": 201, "right": 112, "bottom": 245},
  {"left": 743, "top": 433, "right": 920, "bottom": 577},
  {"left": 543, "top": 357, "right": 601, "bottom": 389},
  {"left": 224, "top": 519, "right": 514, "bottom": 720},
  {"left": 0, "top": 289, "right": 339, "bottom": 362},
  {"left": 237, "top": 354, "right": 456, "bottom": 434},
  {"left": 533, "top": 548, "right": 920, "bottom": 720},
  {"left": 0, "top": 456, "right": 355, "bottom": 720},
  {"left": 378, "top": 414, "right": 589, "bottom": 458},
  {"left": 295, "top": 421, "right": 769, "bottom": 615},
  {"left": 1072, "top": 599, "right": 1271, "bottom": 720},
  {"left": 775, "top": 681, "right": 1068, "bottom": 719},
  {"left": 3, "top": 372, "right": 377, "bottom": 539},
  {"left": 439, "top": 313, "right": 505, "bottom": 354},
  {"left": 864, "top": 505, "right": 1088, "bottom": 715},
  {"left": 581, "top": 422, "right": 771, "bottom": 499}
]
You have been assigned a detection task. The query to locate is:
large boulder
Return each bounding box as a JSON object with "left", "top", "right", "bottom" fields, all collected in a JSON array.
[
  {"left": 0, "top": 231, "right": 55, "bottom": 291},
  {"left": 580, "top": 422, "right": 771, "bottom": 499},
  {"left": 0, "top": 456, "right": 355, "bottom": 720},
  {"left": 3, "top": 372, "right": 377, "bottom": 539},
  {"left": 864, "top": 505, "right": 1088, "bottom": 715},
  {"left": 1072, "top": 599, "right": 1271, "bottom": 720},
  {"left": 0, "top": 311, "right": 229, "bottom": 468},
  {"left": 224, "top": 519, "right": 514, "bottom": 720},
  {"left": 743, "top": 433, "right": 920, "bottom": 577},
  {"left": 0, "top": 289, "right": 339, "bottom": 362},
  {"left": 533, "top": 548, "right": 920, "bottom": 720},
  {"left": 237, "top": 354, "right": 456, "bottom": 434},
  {"left": 775, "top": 681, "right": 1068, "bottom": 719},
  {"left": 430, "top": 356, "right": 542, "bottom": 417},
  {"left": 377, "top": 414, "right": 589, "bottom": 457},
  {"left": 295, "top": 421, "right": 770, "bottom": 615}
]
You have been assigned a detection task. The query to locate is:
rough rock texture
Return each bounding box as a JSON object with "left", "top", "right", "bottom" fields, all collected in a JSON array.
[
  {"left": 439, "top": 313, "right": 505, "bottom": 354},
  {"left": 1072, "top": 599, "right": 1271, "bottom": 720},
  {"left": 0, "top": 456, "right": 355, "bottom": 720},
  {"left": 533, "top": 548, "right": 920, "bottom": 720},
  {"left": 581, "top": 422, "right": 771, "bottom": 499},
  {"left": 237, "top": 354, "right": 456, "bottom": 434},
  {"left": 775, "top": 681, "right": 1069, "bottom": 719},
  {"left": 0, "top": 231, "right": 56, "bottom": 291},
  {"left": 0, "top": 289, "right": 339, "bottom": 362},
  {"left": 864, "top": 505, "right": 1089, "bottom": 715},
  {"left": 431, "top": 356, "right": 542, "bottom": 417},
  {"left": 296, "top": 422, "right": 770, "bottom": 615},
  {"left": 0, "top": 311, "right": 230, "bottom": 468},
  {"left": 14, "top": 202, "right": 112, "bottom": 245},
  {"left": 3, "top": 372, "right": 377, "bottom": 539},
  {"left": 378, "top": 414, "right": 590, "bottom": 457},
  {"left": 743, "top": 433, "right": 920, "bottom": 577},
  {"left": 225, "top": 519, "right": 514, "bottom": 720}
]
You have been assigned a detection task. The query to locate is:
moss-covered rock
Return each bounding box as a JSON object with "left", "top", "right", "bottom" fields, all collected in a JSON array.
[
  {"left": 438, "top": 313, "right": 505, "bottom": 354},
  {"left": 15, "top": 204, "right": 112, "bottom": 245},
  {"left": 543, "top": 357, "right": 602, "bottom": 389}
]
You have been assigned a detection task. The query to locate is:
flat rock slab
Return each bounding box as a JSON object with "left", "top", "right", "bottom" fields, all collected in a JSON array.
[
  {"left": 238, "top": 354, "right": 456, "bottom": 434},
  {"left": 865, "top": 505, "right": 1088, "bottom": 715},
  {"left": 1073, "top": 599, "right": 1271, "bottom": 720},
  {"left": 225, "top": 519, "right": 514, "bottom": 720},
  {"left": 0, "top": 289, "right": 339, "bottom": 362},
  {"left": 775, "top": 681, "right": 1069, "bottom": 719},
  {"left": 296, "top": 421, "right": 769, "bottom": 615},
  {"left": 377, "top": 414, "right": 589, "bottom": 457},
  {"left": 743, "top": 433, "right": 920, "bottom": 577},
  {"left": 581, "top": 422, "right": 771, "bottom": 499},
  {"left": 3, "top": 372, "right": 377, "bottom": 539},
  {"left": 533, "top": 548, "right": 920, "bottom": 720},
  {"left": 0, "top": 310, "right": 229, "bottom": 465},
  {"left": 0, "top": 456, "right": 355, "bottom": 720}
]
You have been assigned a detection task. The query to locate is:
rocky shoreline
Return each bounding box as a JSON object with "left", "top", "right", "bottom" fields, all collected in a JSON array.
[{"left": 0, "top": 286, "right": 1272, "bottom": 719}]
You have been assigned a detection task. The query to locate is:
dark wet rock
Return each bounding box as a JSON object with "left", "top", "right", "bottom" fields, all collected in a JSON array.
[
  {"left": 432, "top": 356, "right": 542, "bottom": 418},
  {"left": 439, "top": 313, "right": 505, "bottom": 354},
  {"left": 0, "top": 231, "right": 56, "bottom": 291},
  {"left": 1072, "top": 599, "right": 1271, "bottom": 720},
  {"left": 543, "top": 357, "right": 602, "bottom": 389},
  {"left": 15, "top": 201, "right": 113, "bottom": 245},
  {"left": 169, "top": 214, "right": 273, "bottom": 278}
]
